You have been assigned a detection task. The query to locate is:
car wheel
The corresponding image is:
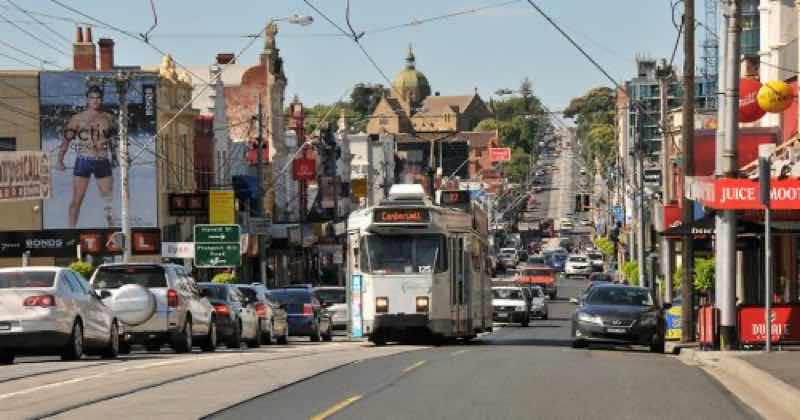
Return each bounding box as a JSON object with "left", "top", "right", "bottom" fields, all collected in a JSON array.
[
  {"left": 521, "top": 319, "right": 529, "bottom": 327},
  {"left": 118, "top": 341, "right": 131, "bottom": 355},
  {"left": 310, "top": 323, "right": 321, "bottom": 342},
  {"left": 542, "top": 313, "right": 548, "bottom": 320},
  {"left": 571, "top": 339, "right": 587, "bottom": 349},
  {"left": 650, "top": 335, "right": 665, "bottom": 354},
  {"left": 371, "top": 335, "right": 386, "bottom": 346},
  {"left": 322, "top": 324, "right": 333, "bottom": 342},
  {"left": 226, "top": 320, "right": 242, "bottom": 349},
  {"left": 61, "top": 320, "right": 84, "bottom": 361},
  {"left": 0, "top": 350, "right": 14, "bottom": 364},
  {"left": 277, "top": 328, "right": 289, "bottom": 345},
  {"left": 101, "top": 322, "right": 120, "bottom": 359},
  {"left": 172, "top": 318, "right": 193, "bottom": 354},
  {"left": 247, "top": 321, "right": 262, "bottom": 348},
  {"left": 200, "top": 320, "right": 217, "bottom": 352}
]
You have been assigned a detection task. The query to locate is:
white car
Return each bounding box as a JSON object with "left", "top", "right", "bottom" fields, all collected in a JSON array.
[
  {"left": 492, "top": 286, "right": 529, "bottom": 327},
  {"left": 565, "top": 255, "right": 592, "bottom": 277},
  {"left": 587, "top": 252, "right": 604, "bottom": 272},
  {"left": 0, "top": 266, "right": 122, "bottom": 364}
]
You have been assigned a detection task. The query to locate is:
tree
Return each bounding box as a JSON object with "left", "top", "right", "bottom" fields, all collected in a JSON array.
[
  {"left": 563, "top": 87, "right": 616, "bottom": 177},
  {"left": 212, "top": 272, "right": 237, "bottom": 284},
  {"left": 501, "top": 147, "right": 532, "bottom": 184},
  {"left": 594, "top": 236, "right": 615, "bottom": 258},
  {"left": 69, "top": 261, "right": 94, "bottom": 279},
  {"left": 621, "top": 260, "right": 639, "bottom": 286},
  {"left": 350, "top": 83, "right": 385, "bottom": 117}
]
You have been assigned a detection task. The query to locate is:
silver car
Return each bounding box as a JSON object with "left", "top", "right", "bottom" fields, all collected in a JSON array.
[
  {"left": 91, "top": 263, "right": 217, "bottom": 353},
  {"left": 0, "top": 267, "right": 121, "bottom": 364},
  {"left": 313, "top": 286, "right": 346, "bottom": 331}
]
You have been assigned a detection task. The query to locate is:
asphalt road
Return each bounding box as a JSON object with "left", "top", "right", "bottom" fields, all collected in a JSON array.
[{"left": 212, "top": 279, "right": 759, "bottom": 420}]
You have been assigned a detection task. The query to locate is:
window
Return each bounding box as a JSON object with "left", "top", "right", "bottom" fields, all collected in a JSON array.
[
  {"left": 492, "top": 288, "right": 524, "bottom": 300},
  {"left": 361, "top": 234, "right": 447, "bottom": 274},
  {"left": 0, "top": 271, "right": 54, "bottom": 288},
  {"left": 0, "top": 137, "right": 16, "bottom": 152},
  {"left": 93, "top": 265, "right": 167, "bottom": 289},
  {"left": 586, "top": 288, "right": 653, "bottom": 306}
]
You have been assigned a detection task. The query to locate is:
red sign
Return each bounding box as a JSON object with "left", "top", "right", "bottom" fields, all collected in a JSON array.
[
  {"left": 738, "top": 305, "right": 800, "bottom": 344},
  {"left": 489, "top": 147, "right": 511, "bottom": 162},
  {"left": 739, "top": 78, "right": 766, "bottom": 123},
  {"left": 245, "top": 144, "right": 270, "bottom": 165},
  {"left": 690, "top": 129, "right": 776, "bottom": 177},
  {"left": 686, "top": 177, "right": 800, "bottom": 210},
  {"left": 292, "top": 158, "right": 316, "bottom": 181}
]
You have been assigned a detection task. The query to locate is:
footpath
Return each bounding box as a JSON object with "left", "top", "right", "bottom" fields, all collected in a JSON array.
[{"left": 678, "top": 346, "right": 800, "bottom": 419}]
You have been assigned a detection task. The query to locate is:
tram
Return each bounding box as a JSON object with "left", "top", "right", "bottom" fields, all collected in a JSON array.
[{"left": 346, "top": 184, "right": 492, "bottom": 345}]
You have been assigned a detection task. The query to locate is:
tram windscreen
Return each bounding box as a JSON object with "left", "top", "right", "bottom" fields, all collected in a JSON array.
[{"left": 362, "top": 234, "right": 447, "bottom": 274}]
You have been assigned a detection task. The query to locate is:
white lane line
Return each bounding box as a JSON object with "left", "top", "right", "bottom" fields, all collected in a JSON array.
[
  {"left": 402, "top": 360, "right": 427, "bottom": 373},
  {"left": 451, "top": 350, "right": 469, "bottom": 357}
]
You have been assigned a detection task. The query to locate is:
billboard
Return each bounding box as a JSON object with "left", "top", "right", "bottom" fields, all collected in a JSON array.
[
  {"left": 40, "top": 72, "right": 158, "bottom": 229},
  {"left": 0, "top": 151, "right": 51, "bottom": 201}
]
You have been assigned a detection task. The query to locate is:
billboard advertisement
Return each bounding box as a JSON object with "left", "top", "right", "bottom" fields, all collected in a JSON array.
[{"left": 40, "top": 72, "right": 158, "bottom": 229}]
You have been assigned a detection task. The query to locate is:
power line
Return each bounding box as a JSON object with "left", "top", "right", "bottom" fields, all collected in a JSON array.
[
  {"left": 6, "top": 0, "right": 71, "bottom": 44},
  {"left": 0, "top": 10, "right": 70, "bottom": 57}
]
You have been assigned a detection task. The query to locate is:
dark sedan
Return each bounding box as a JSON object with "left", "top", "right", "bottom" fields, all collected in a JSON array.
[
  {"left": 269, "top": 288, "right": 333, "bottom": 342},
  {"left": 570, "top": 284, "right": 668, "bottom": 353}
]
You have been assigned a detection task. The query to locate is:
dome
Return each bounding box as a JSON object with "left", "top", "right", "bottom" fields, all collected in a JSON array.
[{"left": 391, "top": 45, "right": 431, "bottom": 106}]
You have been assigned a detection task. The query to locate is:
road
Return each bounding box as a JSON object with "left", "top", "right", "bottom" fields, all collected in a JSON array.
[{"left": 211, "top": 279, "right": 758, "bottom": 420}]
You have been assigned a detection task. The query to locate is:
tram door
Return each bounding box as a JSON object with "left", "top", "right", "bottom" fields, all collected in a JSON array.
[
  {"left": 462, "top": 239, "right": 472, "bottom": 334},
  {"left": 450, "top": 237, "right": 465, "bottom": 335}
]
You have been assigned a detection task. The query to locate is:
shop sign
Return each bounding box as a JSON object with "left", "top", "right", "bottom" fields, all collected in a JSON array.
[
  {"left": 489, "top": 147, "right": 511, "bottom": 162},
  {"left": 351, "top": 178, "right": 367, "bottom": 200},
  {"left": 209, "top": 190, "right": 235, "bottom": 224},
  {"left": 644, "top": 169, "right": 662, "bottom": 186},
  {"left": 738, "top": 305, "right": 800, "bottom": 344},
  {"left": 292, "top": 158, "right": 316, "bottom": 181},
  {"left": 168, "top": 193, "right": 208, "bottom": 217},
  {"left": 0, "top": 151, "right": 51, "bottom": 202},
  {"left": 162, "top": 242, "right": 194, "bottom": 259},
  {"left": 0, "top": 231, "right": 77, "bottom": 258},
  {"left": 350, "top": 274, "right": 363, "bottom": 338},
  {"left": 686, "top": 177, "right": 800, "bottom": 210}
]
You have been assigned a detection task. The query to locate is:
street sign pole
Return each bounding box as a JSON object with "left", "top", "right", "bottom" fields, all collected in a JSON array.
[{"left": 759, "top": 157, "right": 772, "bottom": 352}]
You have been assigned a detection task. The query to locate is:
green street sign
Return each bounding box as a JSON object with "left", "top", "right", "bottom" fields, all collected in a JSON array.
[{"left": 194, "top": 224, "right": 240, "bottom": 268}]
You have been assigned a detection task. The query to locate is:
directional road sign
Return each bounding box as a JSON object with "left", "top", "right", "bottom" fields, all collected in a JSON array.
[{"left": 194, "top": 224, "right": 240, "bottom": 268}]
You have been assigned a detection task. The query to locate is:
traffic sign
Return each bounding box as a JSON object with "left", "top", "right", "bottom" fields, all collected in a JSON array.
[
  {"left": 194, "top": 224, "right": 240, "bottom": 268},
  {"left": 249, "top": 217, "right": 272, "bottom": 235},
  {"left": 489, "top": 147, "right": 511, "bottom": 162}
]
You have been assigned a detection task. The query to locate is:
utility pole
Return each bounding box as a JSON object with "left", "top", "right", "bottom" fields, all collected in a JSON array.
[
  {"left": 636, "top": 105, "right": 646, "bottom": 289},
  {"left": 255, "top": 96, "right": 267, "bottom": 286},
  {"left": 680, "top": 0, "right": 696, "bottom": 344},
  {"left": 718, "top": 0, "right": 742, "bottom": 350},
  {"left": 657, "top": 59, "right": 674, "bottom": 304}
]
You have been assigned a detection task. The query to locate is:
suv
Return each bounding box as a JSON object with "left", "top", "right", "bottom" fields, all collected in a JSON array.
[{"left": 91, "top": 263, "right": 217, "bottom": 353}]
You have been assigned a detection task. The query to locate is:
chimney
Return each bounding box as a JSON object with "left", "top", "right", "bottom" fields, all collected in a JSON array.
[
  {"left": 216, "top": 53, "right": 235, "bottom": 65},
  {"left": 73, "top": 26, "right": 97, "bottom": 71},
  {"left": 98, "top": 38, "right": 115, "bottom": 71}
]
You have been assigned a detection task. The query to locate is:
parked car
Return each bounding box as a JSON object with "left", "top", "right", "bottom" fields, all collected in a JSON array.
[
  {"left": 587, "top": 252, "right": 604, "bottom": 272},
  {"left": 0, "top": 267, "right": 121, "bottom": 364},
  {"left": 527, "top": 255, "right": 547, "bottom": 266},
  {"left": 588, "top": 272, "right": 614, "bottom": 284},
  {"left": 313, "top": 286, "right": 347, "bottom": 331},
  {"left": 492, "top": 286, "right": 529, "bottom": 327},
  {"left": 198, "top": 283, "right": 260, "bottom": 348},
  {"left": 269, "top": 288, "right": 333, "bottom": 341},
  {"left": 236, "top": 284, "right": 289, "bottom": 345},
  {"left": 549, "top": 252, "right": 568, "bottom": 273},
  {"left": 570, "top": 283, "right": 668, "bottom": 353},
  {"left": 516, "top": 265, "right": 558, "bottom": 299},
  {"left": 91, "top": 263, "right": 217, "bottom": 353},
  {"left": 565, "top": 255, "right": 592, "bottom": 278},
  {"left": 526, "top": 285, "right": 549, "bottom": 320}
]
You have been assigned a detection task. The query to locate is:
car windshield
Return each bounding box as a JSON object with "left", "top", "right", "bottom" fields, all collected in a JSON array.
[
  {"left": 315, "top": 289, "right": 345, "bottom": 304},
  {"left": 199, "top": 285, "right": 229, "bottom": 300},
  {"left": 0, "top": 271, "right": 55, "bottom": 288},
  {"left": 270, "top": 290, "right": 312, "bottom": 304},
  {"left": 362, "top": 234, "right": 446, "bottom": 274},
  {"left": 523, "top": 269, "right": 550, "bottom": 276},
  {"left": 493, "top": 288, "right": 524, "bottom": 300},
  {"left": 586, "top": 288, "right": 653, "bottom": 306},
  {"left": 589, "top": 253, "right": 603, "bottom": 260},
  {"left": 569, "top": 257, "right": 588, "bottom": 262},
  {"left": 237, "top": 287, "right": 258, "bottom": 302},
  {"left": 93, "top": 266, "right": 167, "bottom": 289}
]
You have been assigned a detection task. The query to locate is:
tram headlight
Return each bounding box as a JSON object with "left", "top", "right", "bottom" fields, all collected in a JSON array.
[
  {"left": 376, "top": 297, "right": 389, "bottom": 313},
  {"left": 416, "top": 296, "right": 429, "bottom": 313}
]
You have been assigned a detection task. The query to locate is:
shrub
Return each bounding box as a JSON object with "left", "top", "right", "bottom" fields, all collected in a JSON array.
[
  {"left": 594, "top": 236, "right": 615, "bottom": 258},
  {"left": 69, "top": 261, "right": 95, "bottom": 279},
  {"left": 621, "top": 260, "right": 639, "bottom": 286},
  {"left": 673, "top": 257, "right": 715, "bottom": 294},
  {"left": 211, "top": 272, "right": 236, "bottom": 284}
]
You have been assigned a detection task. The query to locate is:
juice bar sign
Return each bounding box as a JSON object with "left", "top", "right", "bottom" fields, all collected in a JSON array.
[{"left": 373, "top": 208, "right": 430, "bottom": 224}]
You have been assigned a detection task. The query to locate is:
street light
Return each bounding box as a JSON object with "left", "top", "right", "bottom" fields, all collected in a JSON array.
[{"left": 286, "top": 14, "right": 314, "bottom": 26}]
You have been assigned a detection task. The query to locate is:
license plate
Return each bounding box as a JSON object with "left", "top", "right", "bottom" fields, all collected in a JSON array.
[
  {"left": 496, "top": 313, "right": 508, "bottom": 318},
  {"left": 606, "top": 328, "right": 626, "bottom": 334},
  {"left": 0, "top": 323, "right": 10, "bottom": 331}
]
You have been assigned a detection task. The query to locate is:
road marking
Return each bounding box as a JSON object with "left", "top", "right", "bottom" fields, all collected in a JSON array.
[
  {"left": 309, "top": 394, "right": 363, "bottom": 420},
  {"left": 451, "top": 349, "right": 469, "bottom": 356},
  {"left": 402, "top": 360, "right": 427, "bottom": 373}
]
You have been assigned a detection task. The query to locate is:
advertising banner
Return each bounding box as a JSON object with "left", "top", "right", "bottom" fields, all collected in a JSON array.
[
  {"left": 0, "top": 228, "right": 160, "bottom": 257},
  {"left": 40, "top": 72, "right": 158, "bottom": 229},
  {"left": 738, "top": 305, "right": 800, "bottom": 344},
  {"left": 686, "top": 176, "right": 800, "bottom": 210},
  {"left": 489, "top": 147, "right": 511, "bottom": 162},
  {"left": 0, "top": 151, "right": 51, "bottom": 202}
]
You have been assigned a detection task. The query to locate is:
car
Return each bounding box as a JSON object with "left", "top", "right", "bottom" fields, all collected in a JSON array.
[
  {"left": 527, "top": 255, "right": 546, "bottom": 265},
  {"left": 269, "top": 288, "right": 333, "bottom": 341},
  {"left": 588, "top": 272, "right": 614, "bottom": 283},
  {"left": 565, "top": 255, "right": 592, "bottom": 278},
  {"left": 570, "top": 283, "right": 668, "bottom": 353},
  {"left": 91, "top": 263, "right": 217, "bottom": 353},
  {"left": 559, "top": 237, "right": 576, "bottom": 253},
  {"left": 0, "top": 267, "right": 122, "bottom": 364},
  {"left": 198, "top": 283, "right": 260, "bottom": 348},
  {"left": 549, "top": 253, "right": 568, "bottom": 273},
  {"left": 587, "top": 252, "right": 605, "bottom": 272},
  {"left": 236, "top": 284, "right": 289, "bottom": 345},
  {"left": 516, "top": 265, "right": 558, "bottom": 299},
  {"left": 525, "top": 285, "right": 549, "bottom": 319},
  {"left": 492, "top": 286, "right": 529, "bottom": 327},
  {"left": 313, "top": 286, "right": 347, "bottom": 331}
]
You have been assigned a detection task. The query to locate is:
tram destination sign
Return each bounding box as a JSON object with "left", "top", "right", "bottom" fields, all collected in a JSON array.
[{"left": 373, "top": 208, "right": 430, "bottom": 224}]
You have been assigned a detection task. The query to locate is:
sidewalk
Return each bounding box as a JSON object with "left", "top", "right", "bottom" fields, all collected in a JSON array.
[{"left": 679, "top": 347, "right": 800, "bottom": 419}]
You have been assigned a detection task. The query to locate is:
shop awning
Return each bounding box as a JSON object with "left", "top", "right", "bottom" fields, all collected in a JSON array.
[
  {"left": 686, "top": 176, "right": 800, "bottom": 210},
  {"left": 662, "top": 215, "right": 763, "bottom": 238}
]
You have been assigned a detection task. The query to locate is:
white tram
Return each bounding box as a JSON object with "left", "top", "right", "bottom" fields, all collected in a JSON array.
[{"left": 346, "top": 184, "right": 493, "bottom": 344}]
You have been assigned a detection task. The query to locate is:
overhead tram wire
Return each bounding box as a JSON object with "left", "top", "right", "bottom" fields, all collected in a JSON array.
[
  {"left": 6, "top": 0, "right": 71, "bottom": 44},
  {"left": 0, "top": 10, "right": 70, "bottom": 57}
]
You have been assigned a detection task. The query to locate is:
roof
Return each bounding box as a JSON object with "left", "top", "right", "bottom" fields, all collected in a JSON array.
[
  {"left": 415, "top": 95, "right": 475, "bottom": 117},
  {"left": 456, "top": 131, "right": 496, "bottom": 148}
]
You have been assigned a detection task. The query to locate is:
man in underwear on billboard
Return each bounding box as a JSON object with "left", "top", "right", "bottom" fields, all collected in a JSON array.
[{"left": 56, "top": 84, "right": 117, "bottom": 228}]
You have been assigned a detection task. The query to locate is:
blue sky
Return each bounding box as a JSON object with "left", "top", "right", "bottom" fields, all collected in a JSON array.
[{"left": 0, "top": 1, "right": 692, "bottom": 113}]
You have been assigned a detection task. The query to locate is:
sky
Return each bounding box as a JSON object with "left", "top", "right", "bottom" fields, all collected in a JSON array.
[{"left": 0, "top": 0, "right": 697, "bottom": 114}]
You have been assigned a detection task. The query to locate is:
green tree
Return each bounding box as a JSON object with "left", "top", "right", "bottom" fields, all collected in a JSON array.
[
  {"left": 563, "top": 87, "right": 616, "bottom": 177},
  {"left": 69, "top": 261, "right": 94, "bottom": 279},
  {"left": 350, "top": 83, "right": 385, "bottom": 118},
  {"left": 212, "top": 272, "right": 237, "bottom": 284},
  {"left": 501, "top": 147, "right": 532, "bottom": 184},
  {"left": 673, "top": 257, "right": 715, "bottom": 294},
  {"left": 621, "top": 261, "right": 639, "bottom": 286},
  {"left": 594, "top": 236, "right": 615, "bottom": 258}
]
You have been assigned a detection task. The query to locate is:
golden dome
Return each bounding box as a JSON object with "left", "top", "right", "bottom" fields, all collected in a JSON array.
[{"left": 391, "top": 44, "right": 431, "bottom": 106}]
